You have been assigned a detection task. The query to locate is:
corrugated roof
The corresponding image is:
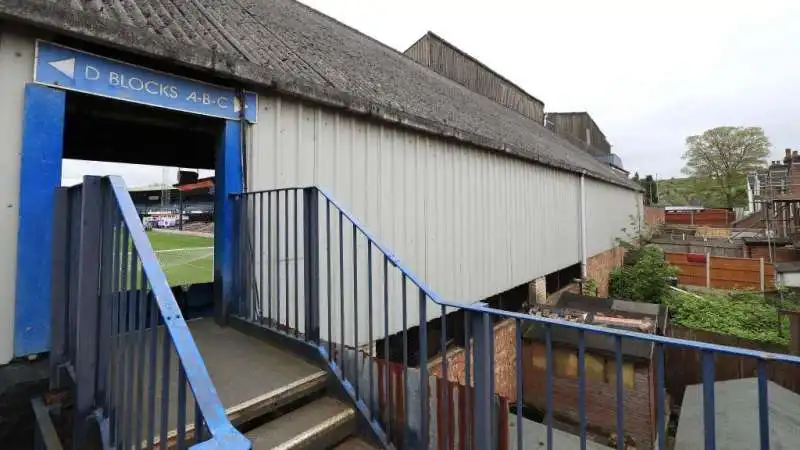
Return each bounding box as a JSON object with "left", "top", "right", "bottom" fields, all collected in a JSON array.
[{"left": 1, "top": 0, "right": 638, "bottom": 190}]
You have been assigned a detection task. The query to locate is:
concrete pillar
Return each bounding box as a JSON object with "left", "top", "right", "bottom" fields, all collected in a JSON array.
[{"left": 527, "top": 276, "right": 547, "bottom": 306}]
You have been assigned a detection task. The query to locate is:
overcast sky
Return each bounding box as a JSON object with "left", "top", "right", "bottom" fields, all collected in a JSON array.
[
  {"left": 66, "top": 0, "right": 800, "bottom": 185},
  {"left": 298, "top": 0, "right": 800, "bottom": 179}
]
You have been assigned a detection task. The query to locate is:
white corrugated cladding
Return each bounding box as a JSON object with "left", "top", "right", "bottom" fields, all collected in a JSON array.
[
  {"left": 246, "top": 95, "right": 634, "bottom": 343},
  {"left": 584, "top": 177, "right": 642, "bottom": 256},
  {"left": 0, "top": 31, "right": 33, "bottom": 364}
]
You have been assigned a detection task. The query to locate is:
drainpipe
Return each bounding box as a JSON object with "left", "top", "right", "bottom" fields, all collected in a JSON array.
[{"left": 580, "top": 174, "right": 588, "bottom": 278}]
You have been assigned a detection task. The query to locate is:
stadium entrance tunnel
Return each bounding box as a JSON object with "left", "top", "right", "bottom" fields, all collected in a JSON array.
[{"left": 63, "top": 92, "right": 222, "bottom": 317}]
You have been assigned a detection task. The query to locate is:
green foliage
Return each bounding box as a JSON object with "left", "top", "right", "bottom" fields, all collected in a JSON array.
[
  {"left": 582, "top": 278, "right": 597, "bottom": 297},
  {"left": 666, "top": 290, "right": 789, "bottom": 346},
  {"left": 681, "top": 126, "right": 771, "bottom": 208},
  {"left": 616, "top": 210, "right": 656, "bottom": 266},
  {"left": 609, "top": 245, "right": 678, "bottom": 303}
]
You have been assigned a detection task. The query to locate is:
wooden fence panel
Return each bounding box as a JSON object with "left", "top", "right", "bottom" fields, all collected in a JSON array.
[
  {"left": 665, "top": 252, "right": 774, "bottom": 290},
  {"left": 376, "top": 358, "right": 508, "bottom": 450}
]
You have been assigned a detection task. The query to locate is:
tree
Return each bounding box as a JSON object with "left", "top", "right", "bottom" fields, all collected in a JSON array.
[{"left": 682, "top": 126, "right": 770, "bottom": 208}]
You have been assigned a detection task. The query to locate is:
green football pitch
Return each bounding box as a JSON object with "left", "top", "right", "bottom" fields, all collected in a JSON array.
[{"left": 147, "top": 231, "right": 214, "bottom": 287}]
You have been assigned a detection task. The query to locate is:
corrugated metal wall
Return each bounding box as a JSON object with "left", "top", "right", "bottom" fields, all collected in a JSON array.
[
  {"left": 249, "top": 95, "right": 586, "bottom": 301},
  {"left": 584, "top": 177, "right": 641, "bottom": 257},
  {"left": 0, "top": 31, "right": 33, "bottom": 364}
]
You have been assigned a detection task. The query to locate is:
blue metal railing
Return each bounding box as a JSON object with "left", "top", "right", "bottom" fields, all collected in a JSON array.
[
  {"left": 233, "top": 186, "right": 800, "bottom": 450},
  {"left": 51, "top": 176, "right": 249, "bottom": 450}
]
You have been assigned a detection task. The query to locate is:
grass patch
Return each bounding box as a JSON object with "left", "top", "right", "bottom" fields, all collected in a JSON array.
[{"left": 146, "top": 231, "right": 213, "bottom": 286}]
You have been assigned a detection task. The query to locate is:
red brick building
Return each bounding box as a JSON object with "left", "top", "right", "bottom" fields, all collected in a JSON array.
[{"left": 521, "top": 293, "right": 668, "bottom": 450}]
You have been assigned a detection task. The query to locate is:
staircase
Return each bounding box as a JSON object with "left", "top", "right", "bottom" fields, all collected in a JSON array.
[
  {"left": 40, "top": 176, "right": 381, "bottom": 449},
  {"left": 167, "top": 318, "right": 379, "bottom": 449}
]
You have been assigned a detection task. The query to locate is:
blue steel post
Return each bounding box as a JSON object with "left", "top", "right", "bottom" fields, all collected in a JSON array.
[
  {"left": 656, "top": 344, "right": 666, "bottom": 450},
  {"left": 471, "top": 306, "right": 495, "bottom": 450},
  {"left": 215, "top": 120, "right": 243, "bottom": 325},
  {"left": 702, "top": 351, "right": 716, "bottom": 450},
  {"left": 73, "top": 176, "right": 104, "bottom": 449},
  {"left": 15, "top": 84, "right": 66, "bottom": 357},
  {"left": 418, "top": 289, "right": 429, "bottom": 450},
  {"left": 578, "top": 329, "right": 587, "bottom": 449},
  {"left": 303, "top": 188, "right": 320, "bottom": 342},
  {"left": 757, "top": 360, "right": 770, "bottom": 450}
]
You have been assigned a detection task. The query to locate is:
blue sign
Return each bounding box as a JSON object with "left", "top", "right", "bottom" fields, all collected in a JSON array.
[{"left": 34, "top": 41, "right": 257, "bottom": 123}]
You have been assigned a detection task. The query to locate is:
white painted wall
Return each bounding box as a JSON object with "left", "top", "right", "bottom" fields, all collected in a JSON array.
[
  {"left": 0, "top": 30, "right": 33, "bottom": 364},
  {"left": 584, "top": 177, "right": 642, "bottom": 257},
  {"left": 246, "top": 95, "right": 639, "bottom": 345}
]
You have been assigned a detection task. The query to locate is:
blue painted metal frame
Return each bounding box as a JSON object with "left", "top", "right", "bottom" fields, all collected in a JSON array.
[
  {"left": 108, "top": 176, "right": 249, "bottom": 449},
  {"left": 235, "top": 185, "right": 800, "bottom": 450},
  {"left": 214, "top": 120, "right": 243, "bottom": 323},
  {"left": 14, "top": 83, "right": 66, "bottom": 357}
]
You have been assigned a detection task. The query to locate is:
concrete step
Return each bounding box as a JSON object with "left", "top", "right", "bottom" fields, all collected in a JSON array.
[
  {"left": 332, "top": 437, "right": 381, "bottom": 449},
  {"left": 245, "top": 396, "right": 357, "bottom": 449}
]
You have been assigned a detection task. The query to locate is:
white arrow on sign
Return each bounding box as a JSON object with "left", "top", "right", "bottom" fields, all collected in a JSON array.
[{"left": 48, "top": 58, "right": 76, "bottom": 80}]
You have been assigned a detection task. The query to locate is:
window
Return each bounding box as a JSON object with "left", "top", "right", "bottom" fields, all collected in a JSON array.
[{"left": 531, "top": 343, "right": 635, "bottom": 389}]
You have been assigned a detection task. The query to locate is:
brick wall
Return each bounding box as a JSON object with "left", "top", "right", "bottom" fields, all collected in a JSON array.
[
  {"left": 747, "top": 244, "right": 797, "bottom": 263},
  {"left": 644, "top": 207, "right": 664, "bottom": 227},
  {"left": 522, "top": 343, "right": 654, "bottom": 450},
  {"left": 430, "top": 319, "right": 518, "bottom": 402},
  {"left": 587, "top": 246, "right": 626, "bottom": 297}
]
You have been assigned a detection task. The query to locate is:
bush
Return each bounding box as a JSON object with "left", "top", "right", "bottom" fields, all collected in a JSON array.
[
  {"left": 665, "top": 290, "right": 789, "bottom": 346},
  {"left": 609, "top": 245, "right": 677, "bottom": 303}
]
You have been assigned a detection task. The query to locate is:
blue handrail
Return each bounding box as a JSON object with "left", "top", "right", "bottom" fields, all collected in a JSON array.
[{"left": 233, "top": 186, "right": 800, "bottom": 450}]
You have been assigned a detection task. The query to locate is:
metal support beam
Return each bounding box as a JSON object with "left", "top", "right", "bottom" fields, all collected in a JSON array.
[
  {"left": 471, "top": 306, "right": 495, "bottom": 449},
  {"left": 580, "top": 174, "right": 588, "bottom": 278},
  {"left": 303, "top": 188, "right": 320, "bottom": 342},
  {"left": 73, "top": 176, "right": 104, "bottom": 448}
]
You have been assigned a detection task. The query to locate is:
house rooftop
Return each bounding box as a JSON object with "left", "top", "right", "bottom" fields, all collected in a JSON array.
[{"left": 0, "top": 0, "right": 637, "bottom": 191}]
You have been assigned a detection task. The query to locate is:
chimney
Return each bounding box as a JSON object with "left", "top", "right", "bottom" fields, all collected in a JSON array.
[{"left": 785, "top": 148, "right": 793, "bottom": 165}]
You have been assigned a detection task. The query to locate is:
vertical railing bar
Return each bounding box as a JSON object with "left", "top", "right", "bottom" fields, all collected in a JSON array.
[
  {"left": 353, "top": 223, "right": 360, "bottom": 400},
  {"left": 401, "top": 274, "right": 408, "bottom": 446},
  {"left": 339, "top": 210, "right": 345, "bottom": 379},
  {"left": 159, "top": 335, "right": 171, "bottom": 450},
  {"left": 615, "top": 335, "right": 624, "bottom": 450},
  {"left": 578, "top": 329, "right": 587, "bottom": 450},
  {"left": 463, "top": 309, "right": 471, "bottom": 450},
  {"left": 418, "top": 288, "right": 429, "bottom": 450},
  {"left": 442, "top": 304, "right": 449, "bottom": 450},
  {"left": 545, "top": 323, "right": 553, "bottom": 450},
  {"left": 757, "top": 359, "right": 770, "bottom": 450},
  {"left": 134, "top": 261, "right": 146, "bottom": 449},
  {"left": 383, "top": 256, "right": 392, "bottom": 441},
  {"left": 276, "top": 191, "right": 281, "bottom": 327},
  {"left": 108, "top": 211, "right": 121, "bottom": 444},
  {"left": 259, "top": 192, "right": 265, "bottom": 325},
  {"left": 98, "top": 188, "right": 113, "bottom": 413},
  {"left": 284, "top": 190, "right": 290, "bottom": 331},
  {"left": 125, "top": 242, "right": 140, "bottom": 443},
  {"left": 367, "top": 239, "right": 374, "bottom": 418},
  {"left": 146, "top": 279, "right": 158, "bottom": 450},
  {"left": 252, "top": 193, "right": 259, "bottom": 320},
  {"left": 267, "top": 192, "right": 272, "bottom": 324},
  {"left": 294, "top": 189, "right": 299, "bottom": 335},
  {"left": 702, "top": 350, "right": 716, "bottom": 450},
  {"left": 656, "top": 343, "right": 666, "bottom": 450},
  {"left": 237, "top": 197, "right": 245, "bottom": 317},
  {"left": 248, "top": 194, "right": 255, "bottom": 320},
  {"left": 515, "top": 319, "right": 523, "bottom": 450},
  {"left": 119, "top": 227, "right": 131, "bottom": 449},
  {"left": 177, "top": 366, "right": 187, "bottom": 449},
  {"left": 326, "top": 199, "right": 332, "bottom": 360}
]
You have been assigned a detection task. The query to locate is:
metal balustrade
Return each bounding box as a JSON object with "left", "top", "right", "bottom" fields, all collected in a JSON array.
[
  {"left": 233, "top": 186, "right": 800, "bottom": 450},
  {"left": 51, "top": 176, "right": 249, "bottom": 450}
]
